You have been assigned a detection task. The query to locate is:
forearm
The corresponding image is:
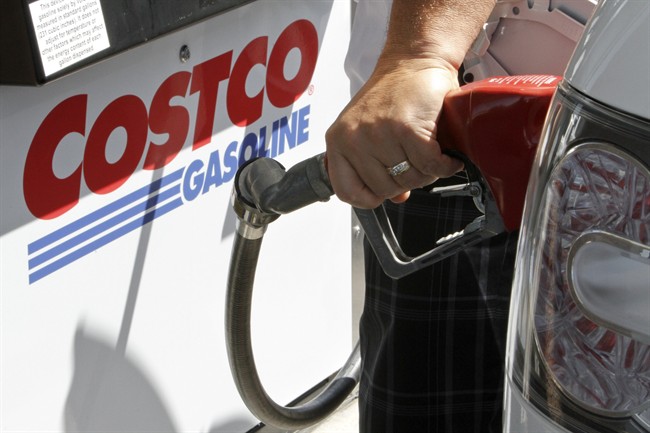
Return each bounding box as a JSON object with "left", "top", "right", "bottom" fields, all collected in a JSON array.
[{"left": 381, "top": 0, "right": 496, "bottom": 72}]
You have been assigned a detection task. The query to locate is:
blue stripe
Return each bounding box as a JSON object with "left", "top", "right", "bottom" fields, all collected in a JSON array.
[
  {"left": 28, "top": 168, "right": 184, "bottom": 255},
  {"left": 28, "top": 185, "right": 181, "bottom": 269},
  {"left": 28, "top": 197, "right": 185, "bottom": 284}
]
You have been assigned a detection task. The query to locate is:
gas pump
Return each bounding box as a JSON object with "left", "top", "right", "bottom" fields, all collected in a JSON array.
[{"left": 1, "top": 1, "right": 354, "bottom": 431}]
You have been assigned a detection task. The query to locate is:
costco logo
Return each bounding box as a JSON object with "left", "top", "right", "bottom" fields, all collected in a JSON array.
[{"left": 25, "top": 19, "right": 319, "bottom": 283}]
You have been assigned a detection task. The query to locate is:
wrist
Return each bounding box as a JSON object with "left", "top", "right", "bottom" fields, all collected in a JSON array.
[
  {"left": 378, "top": 48, "right": 458, "bottom": 74},
  {"left": 381, "top": 0, "right": 496, "bottom": 75},
  {"left": 372, "top": 54, "right": 459, "bottom": 88}
]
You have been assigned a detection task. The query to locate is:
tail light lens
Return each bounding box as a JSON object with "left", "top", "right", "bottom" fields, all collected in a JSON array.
[{"left": 506, "top": 81, "right": 650, "bottom": 431}]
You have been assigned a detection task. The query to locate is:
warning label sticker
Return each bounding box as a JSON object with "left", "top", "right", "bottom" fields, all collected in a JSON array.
[{"left": 29, "top": 0, "right": 110, "bottom": 77}]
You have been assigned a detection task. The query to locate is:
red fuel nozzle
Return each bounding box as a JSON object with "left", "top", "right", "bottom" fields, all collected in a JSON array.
[
  {"left": 231, "top": 76, "right": 561, "bottom": 281},
  {"left": 437, "top": 75, "right": 560, "bottom": 231}
]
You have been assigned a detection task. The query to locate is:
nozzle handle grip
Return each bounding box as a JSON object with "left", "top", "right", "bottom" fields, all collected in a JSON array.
[{"left": 353, "top": 198, "right": 504, "bottom": 279}]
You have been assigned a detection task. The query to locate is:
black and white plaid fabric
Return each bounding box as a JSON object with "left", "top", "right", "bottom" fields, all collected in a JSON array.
[{"left": 358, "top": 188, "right": 518, "bottom": 433}]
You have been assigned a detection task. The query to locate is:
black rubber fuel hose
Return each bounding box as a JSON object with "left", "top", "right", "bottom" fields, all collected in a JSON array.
[{"left": 225, "top": 153, "right": 361, "bottom": 430}]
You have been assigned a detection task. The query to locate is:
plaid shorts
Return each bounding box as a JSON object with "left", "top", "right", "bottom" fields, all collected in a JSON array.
[{"left": 358, "top": 189, "right": 518, "bottom": 433}]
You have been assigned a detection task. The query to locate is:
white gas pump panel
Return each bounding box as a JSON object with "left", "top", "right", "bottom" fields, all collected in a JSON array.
[{"left": 0, "top": 1, "right": 352, "bottom": 431}]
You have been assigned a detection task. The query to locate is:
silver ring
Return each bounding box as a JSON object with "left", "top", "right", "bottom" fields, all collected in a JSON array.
[{"left": 387, "top": 160, "right": 411, "bottom": 177}]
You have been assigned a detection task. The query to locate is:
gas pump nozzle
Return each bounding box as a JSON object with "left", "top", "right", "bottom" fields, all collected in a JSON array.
[
  {"left": 227, "top": 75, "right": 560, "bottom": 429},
  {"left": 233, "top": 75, "right": 560, "bottom": 278},
  {"left": 357, "top": 75, "right": 560, "bottom": 277}
]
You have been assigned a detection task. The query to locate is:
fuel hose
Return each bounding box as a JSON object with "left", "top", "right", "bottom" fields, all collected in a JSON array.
[{"left": 225, "top": 153, "right": 361, "bottom": 430}]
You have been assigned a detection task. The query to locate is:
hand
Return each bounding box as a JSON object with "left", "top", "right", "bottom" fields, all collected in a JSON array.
[{"left": 325, "top": 58, "right": 464, "bottom": 209}]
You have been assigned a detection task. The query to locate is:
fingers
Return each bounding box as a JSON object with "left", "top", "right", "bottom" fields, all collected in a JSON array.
[
  {"left": 326, "top": 151, "right": 384, "bottom": 208},
  {"left": 384, "top": 158, "right": 435, "bottom": 192},
  {"left": 325, "top": 123, "right": 464, "bottom": 208},
  {"left": 326, "top": 127, "right": 437, "bottom": 208},
  {"left": 400, "top": 129, "right": 464, "bottom": 179},
  {"left": 324, "top": 64, "right": 464, "bottom": 209},
  {"left": 326, "top": 141, "right": 459, "bottom": 209}
]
